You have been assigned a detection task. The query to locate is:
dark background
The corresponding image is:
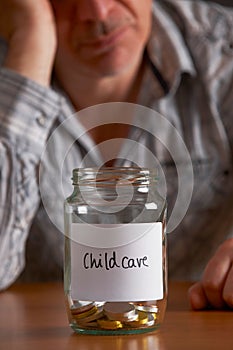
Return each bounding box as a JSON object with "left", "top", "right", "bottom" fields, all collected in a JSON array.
[{"left": 208, "top": 0, "right": 232, "bottom": 5}]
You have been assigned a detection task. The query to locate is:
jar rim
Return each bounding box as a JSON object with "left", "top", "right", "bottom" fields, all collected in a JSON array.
[{"left": 72, "top": 167, "right": 158, "bottom": 186}]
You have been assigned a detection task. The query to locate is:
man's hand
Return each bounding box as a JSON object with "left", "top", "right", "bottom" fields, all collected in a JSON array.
[
  {"left": 188, "top": 238, "right": 233, "bottom": 310},
  {"left": 0, "top": 0, "right": 57, "bottom": 86}
]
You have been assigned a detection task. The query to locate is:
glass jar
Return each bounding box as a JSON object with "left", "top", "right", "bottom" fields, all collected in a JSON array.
[{"left": 64, "top": 167, "right": 167, "bottom": 335}]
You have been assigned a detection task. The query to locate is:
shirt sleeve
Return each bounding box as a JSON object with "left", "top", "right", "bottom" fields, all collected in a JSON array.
[
  {"left": 171, "top": 0, "right": 233, "bottom": 152},
  {"left": 0, "top": 67, "right": 61, "bottom": 290}
]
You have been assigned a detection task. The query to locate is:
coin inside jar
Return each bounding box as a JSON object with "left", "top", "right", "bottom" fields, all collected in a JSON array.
[
  {"left": 127, "top": 310, "right": 149, "bottom": 327},
  {"left": 103, "top": 302, "right": 138, "bottom": 322},
  {"left": 77, "top": 306, "right": 104, "bottom": 324},
  {"left": 144, "top": 313, "right": 156, "bottom": 327},
  {"left": 72, "top": 305, "right": 98, "bottom": 319},
  {"left": 71, "top": 301, "right": 95, "bottom": 315},
  {"left": 133, "top": 302, "right": 158, "bottom": 313},
  {"left": 98, "top": 319, "right": 123, "bottom": 330}
]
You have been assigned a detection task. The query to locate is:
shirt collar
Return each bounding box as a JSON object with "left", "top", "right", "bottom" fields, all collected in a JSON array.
[{"left": 146, "top": 1, "right": 196, "bottom": 93}]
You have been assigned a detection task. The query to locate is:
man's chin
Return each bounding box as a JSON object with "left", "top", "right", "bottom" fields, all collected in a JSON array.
[
  {"left": 55, "top": 48, "right": 141, "bottom": 80},
  {"left": 79, "top": 54, "right": 138, "bottom": 79}
]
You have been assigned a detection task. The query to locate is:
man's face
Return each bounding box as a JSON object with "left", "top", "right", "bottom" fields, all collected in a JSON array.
[{"left": 51, "top": 0, "right": 152, "bottom": 78}]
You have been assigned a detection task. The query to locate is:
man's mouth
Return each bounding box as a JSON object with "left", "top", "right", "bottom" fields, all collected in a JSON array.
[
  {"left": 81, "top": 25, "right": 129, "bottom": 53},
  {"left": 71, "top": 17, "right": 132, "bottom": 56}
]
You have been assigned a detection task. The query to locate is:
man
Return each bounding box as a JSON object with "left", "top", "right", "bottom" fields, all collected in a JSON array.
[{"left": 0, "top": 0, "right": 233, "bottom": 310}]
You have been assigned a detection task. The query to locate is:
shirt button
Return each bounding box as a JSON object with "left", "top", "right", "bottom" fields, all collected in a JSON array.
[
  {"left": 223, "top": 42, "right": 233, "bottom": 55},
  {"left": 36, "top": 115, "right": 46, "bottom": 126}
]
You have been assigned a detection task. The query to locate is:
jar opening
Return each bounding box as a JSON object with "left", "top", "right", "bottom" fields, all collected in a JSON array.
[{"left": 72, "top": 167, "right": 158, "bottom": 187}]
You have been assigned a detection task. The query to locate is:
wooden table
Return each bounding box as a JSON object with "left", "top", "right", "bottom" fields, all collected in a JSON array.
[{"left": 0, "top": 281, "right": 232, "bottom": 350}]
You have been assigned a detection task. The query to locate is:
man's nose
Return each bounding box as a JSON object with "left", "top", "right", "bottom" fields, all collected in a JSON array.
[{"left": 75, "top": 0, "right": 114, "bottom": 21}]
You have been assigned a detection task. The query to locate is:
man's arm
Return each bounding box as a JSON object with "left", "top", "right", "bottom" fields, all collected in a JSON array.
[
  {"left": 0, "top": 0, "right": 58, "bottom": 289},
  {"left": 177, "top": 0, "right": 233, "bottom": 310}
]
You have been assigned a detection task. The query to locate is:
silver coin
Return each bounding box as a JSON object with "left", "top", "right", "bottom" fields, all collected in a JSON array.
[
  {"left": 104, "top": 302, "right": 137, "bottom": 322},
  {"left": 144, "top": 313, "right": 155, "bottom": 327},
  {"left": 133, "top": 303, "right": 158, "bottom": 313}
]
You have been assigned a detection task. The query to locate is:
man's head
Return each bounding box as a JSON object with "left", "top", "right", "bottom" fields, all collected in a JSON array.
[{"left": 51, "top": 0, "right": 152, "bottom": 79}]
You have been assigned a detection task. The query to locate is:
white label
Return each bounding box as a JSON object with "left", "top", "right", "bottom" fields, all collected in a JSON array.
[{"left": 70, "top": 223, "right": 163, "bottom": 301}]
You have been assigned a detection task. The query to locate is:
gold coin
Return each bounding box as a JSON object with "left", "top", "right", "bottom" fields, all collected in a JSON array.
[
  {"left": 71, "top": 302, "right": 95, "bottom": 315},
  {"left": 77, "top": 321, "right": 98, "bottom": 328},
  {"left": 126, "top": 311, "right": 148, "bottom": 327},
  {"left": 152, "top": 312, "right": 157, "bottom": 320},
  {"left": 78, "top": 307, "right": 104, "bottom": 323},
  {"left": 73, "top": 305, "right": 98, "bottom": 320},
  {"left": 98, "top": 319, "right": 123, "bottom": 330}
]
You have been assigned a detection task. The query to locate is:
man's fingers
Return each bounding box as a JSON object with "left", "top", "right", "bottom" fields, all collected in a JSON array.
[
  {"left": 188, "top": 282, "right": 209, "bottom": 310},
  {"left": 189, "top": 264, "right": 233, "bottom": 310},
  {"left": 201, "top": 239, "right": 233, "bottom": 309},
  {"left": 189, "top": 239, "right": 233, "bottom": 310},
  {"left": 222, "top": 264, "right": 233, "bottom": 308},
  {"left": 201, "top": 261, "right": 228, "bottom": 309}
]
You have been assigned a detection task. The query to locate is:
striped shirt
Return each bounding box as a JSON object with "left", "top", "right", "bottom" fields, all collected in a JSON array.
[{"left": 0, "top": 0, "right": 233, "bottom": 289}]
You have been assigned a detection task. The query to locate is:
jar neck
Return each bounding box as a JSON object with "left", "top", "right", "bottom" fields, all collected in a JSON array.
[{"left": 72, "top": 167, "right": 158, "bottom": 188}]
